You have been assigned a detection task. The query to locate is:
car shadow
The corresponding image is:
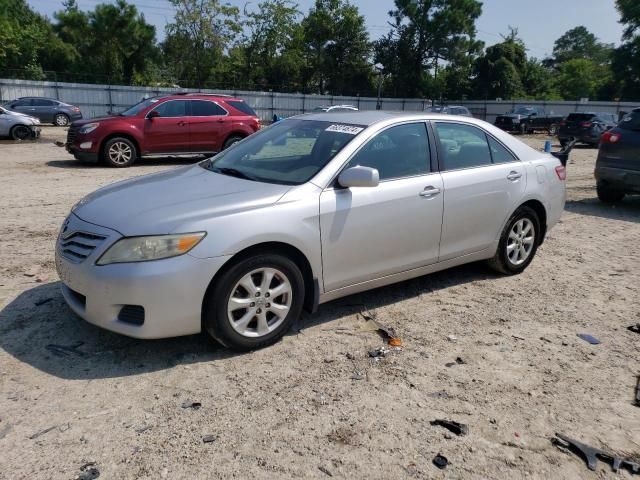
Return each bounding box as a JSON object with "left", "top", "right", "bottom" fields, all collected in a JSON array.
[
  {"left": 0, "top": 263, "right": 496, "bottom": 380},
  {"left": 565, "top": 196, "right": 640, "bottom": 224},
  {"left": 46, "top": 157, "right": 206, "bottom": 169}
]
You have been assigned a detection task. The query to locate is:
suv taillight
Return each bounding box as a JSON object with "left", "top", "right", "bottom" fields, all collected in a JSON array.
[
  {"left": 601, "top": 131, "right": 621, "bottom": 144},
  {"left": 580, "top": 121, "right": 592, "bottom": 128},
  {"left": 559, "top": 120, "right": 567, "bottom": 126},
  {"left": 555, "top": 166, "right": 566, "bottom": 181}
]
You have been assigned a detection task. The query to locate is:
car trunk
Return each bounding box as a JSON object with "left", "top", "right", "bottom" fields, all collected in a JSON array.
[{"left": 560, "top": 113, "right": 595, "bottom": 136}]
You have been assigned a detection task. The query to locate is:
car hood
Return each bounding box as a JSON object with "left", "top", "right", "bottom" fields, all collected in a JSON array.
[
  {"left": 6, "top": 110, "right": 39, "bottom": 123},
  {"left": 73, "top": 164, "right": 292, "bottom": 236},
  {"left": 72, "top": 115, "right": 121, "bottom": 126}
]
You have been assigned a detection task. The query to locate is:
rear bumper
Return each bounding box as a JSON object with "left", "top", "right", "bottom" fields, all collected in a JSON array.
[
  {"left": 595, "top": 166, "right": 640, "bottom": 193},
  {"left": 559, "top": 131, "right": 600, "bottom": 144}
]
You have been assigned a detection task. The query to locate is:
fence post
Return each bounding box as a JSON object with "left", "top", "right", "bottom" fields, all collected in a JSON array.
[
  {"left": 270, "top": 89, "right": 275, "bottom": 118},
  {"left": 107, "top": 78, "right": 114, "bottom": 114},
  {"left": 53, "top": 71, "right": 60, "bottom": 100},
  {"left": 402, "top": 99, "right": 406, "bottom": 111},
  {"left": 302, "top": 93, "right": 306, "bottom": 114},
  {"left": 357, "top": 94, "right": 360, "bottom": 110}
]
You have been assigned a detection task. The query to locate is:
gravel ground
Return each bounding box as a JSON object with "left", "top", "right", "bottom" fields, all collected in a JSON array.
[{"left": 0, "top": 126, "right": 639, "bottom": 480}]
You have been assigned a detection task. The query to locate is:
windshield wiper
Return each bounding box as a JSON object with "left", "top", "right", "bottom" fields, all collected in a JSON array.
[{"left": 211, "top": 166, "right": 256, "bottom": 181}]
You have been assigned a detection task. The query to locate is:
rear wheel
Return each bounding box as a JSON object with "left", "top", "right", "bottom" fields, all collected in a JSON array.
[
  {"left": 548, "top": 124, "right": 558, "bottom": 136},
  {"left": 222, "top": 135, "right": 244, "bottom": 150},
  {"left": 597, "top": 183, "right": 625, "bottom": 203},
  {"left": 10, "top": 125, "right": 31, "bottom": 140},
  {"left": 102, "top": 137, "right": 137, "bottom": 168},
  {"left": 488, "top": 206, "right": 540, "bottom": 275},
  {"left": 204, "top": 253, "right": 305, "bottom": 351},
  {"left": 54, "top": 113, "right": 70, "bottom": 126}
]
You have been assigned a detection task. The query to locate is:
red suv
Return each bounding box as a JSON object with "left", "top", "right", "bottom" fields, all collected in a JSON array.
[{"left": 66, "top": 93, "right": 260, "bottom": 167}]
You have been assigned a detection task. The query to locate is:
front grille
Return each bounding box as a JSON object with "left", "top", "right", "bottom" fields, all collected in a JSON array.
[
  {"left": 59, "top": 231, "right": 107, "bottom": 263},
  {"left": 118, "top": 305, "right": 145, "bottom": 326},
  {"left": 66, "top": 126, "right": 78, "bottom": 144}
]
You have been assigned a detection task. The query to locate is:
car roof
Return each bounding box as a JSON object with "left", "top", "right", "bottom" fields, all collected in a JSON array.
[
  {"left": 296, "top": 110, "right": 482, "bottom": 126},
  {"left": 18, "top": 96, "right": 59, "bottom": 101},
  {"left": 165, "top": 93, "right": 243, "bottom": 101}
]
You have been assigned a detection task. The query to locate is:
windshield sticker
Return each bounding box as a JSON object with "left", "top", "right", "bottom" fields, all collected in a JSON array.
[{"left": 325, "top": 124, "right": 364, "bottom": 135}]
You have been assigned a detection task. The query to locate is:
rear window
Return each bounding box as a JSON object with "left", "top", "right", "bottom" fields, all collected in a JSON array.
[
  {"left": 227, "top": 100, "right": 257, "bottom": 116},
  {"left": 619, "top": 111, "right": 640, "bottom": 131},
  {"left": 566, "top": 113, "right": 595, "bottom": 122}
]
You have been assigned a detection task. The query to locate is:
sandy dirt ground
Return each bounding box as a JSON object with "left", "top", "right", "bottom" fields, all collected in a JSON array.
[{"left": 0, "top": 126, "right": 639, "bottom": 480}]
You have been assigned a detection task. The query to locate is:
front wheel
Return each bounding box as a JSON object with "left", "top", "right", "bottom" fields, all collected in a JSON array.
[
  {"left": 488, "top": 206, "right": 540, "bottom": 275},
  {"left": 102, "top": 137, "right": 137, "bottom": 167},
  {"left": 10, "top": 125, "right": 32, "bottom": 140},
  {"left": 204, "top": 253, "right": 305, "bottom": 351}
]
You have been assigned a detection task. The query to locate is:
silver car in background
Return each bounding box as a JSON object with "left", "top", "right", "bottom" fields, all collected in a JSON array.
[
  {"left": 0, "top": 106, "right": 41, "bottom": 140},
  {"left": 55, "top": 112, "right": 566, "bottom": 350}
]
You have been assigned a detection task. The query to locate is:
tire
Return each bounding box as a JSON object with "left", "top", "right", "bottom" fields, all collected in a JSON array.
[
  {"left": 10, "top": 125, "right": 32, "bottom": 141},
  {"left": 204, "top": 253, "right": 305, "bottom": 351},
  {"left": 102, "top": 137, "right": 137, "bottom": 168},
  {"left": 519, "top": 123, "right": 527, "bottom": 135},
  {"left": 488, "top": 206, "right": 541, "bottom": 275},
  {"left": 54, "top": 113, "right": 70, "bottom": 126},
  {"left": 597, "top": 183, "right": 625, "bottom": 203},
  {"left": 222, "top": 135, "right": 244, "bottom": 150},
  {"left": 548, "top": 124, "right": 558, "bottom": 136}
]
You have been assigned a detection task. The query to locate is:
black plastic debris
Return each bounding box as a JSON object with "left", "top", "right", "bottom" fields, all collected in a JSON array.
[
  {"left": 628, "top": 324, "right": 640, "bottom": 334},
  {"left": 202, "top": 434, "right": 217, "bottom": 443},
  {"left": 445, "top": 357, "right": 466, "bottom": 367},
  {"left": 135, "top": 425, "right": 152, "bottom": 434},
  {"left": 431, "top": 419, "right": 468, "bottom": 436},
  {"left": 432, "top": 454, "right": 449, "bottom": 470},
  {"left": 552, "top": 433, "right": 640, "bottom": 474},
  {"left": 318, "top": 466, "right": 333, "bottom": 476},
  {"left": 34, "top": 297, "right": 53, "bottom": 307},
  {"left": 46, "top": 341, "right": 85, "bottom": 357},
  {"left": 577, "top": 334, "right": 601, "bottom": 345},
  {"left": 77, "top": 462, "right": 100, "bottom": 480},
  {"left": 635, "top": 377, "right": 640, "bottom": 407},
  {"left": 181, "top": 401, "right": 201, "bottom": 410},
  {"left": 29, "top": 425, "right": 57, "bottom": 440}
]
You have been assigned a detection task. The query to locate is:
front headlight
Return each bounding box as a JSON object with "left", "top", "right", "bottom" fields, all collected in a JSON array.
[
  {"left": 96, "top": 232, "right": 206, "bottom": 265},
  {"left": 78, "top": 122, "right": 99, "bottom": 134},
  {"left": 32, "top": 118, "right": 40, "bottom": 125}
]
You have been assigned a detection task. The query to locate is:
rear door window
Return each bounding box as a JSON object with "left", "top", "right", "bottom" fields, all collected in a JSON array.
[
  {"left": 226, "top": 100, "right": 257, "bottom": 116},
  {"left": 567, "top": 113, "right": 595, "bottom": 123},
  {"left": 190, "top": 100, "right": 227, "bottom": 116},
  {"left": 435, "top": 122, "right": 492, "bottom": 170}
]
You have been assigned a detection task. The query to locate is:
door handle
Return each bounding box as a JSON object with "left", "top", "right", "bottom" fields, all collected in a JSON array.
[
  {"left": 507, "top": 171, "right": 522, "bottom": 181},
  {"left": 177, "top": 121, "right": 187, "bottom": 127},
  {"left": 419, "top": 186, "right": 441, "bottom": 198}
]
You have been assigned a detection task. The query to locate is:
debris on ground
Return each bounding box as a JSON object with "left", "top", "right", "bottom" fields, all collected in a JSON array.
[
  {"left": 432, "top": 454, "right": 449, "bottom": 470},
  {"left": 430, "top": 419, "right": 469, "bottom": 436},
  {"left": 181, "top": 401, "right": 201, "bottom": 410},
  {"left": 77, "top": 462, "right": 100, "bottom": 480},
  {"left": 34, "top": 297, "right": 53, "bottom": 306},
  {"left": 428, "top": 390, "right": 450, "bottom": 399},
  {"left": 628, "top": 324, "right": 640, "bottom": 334},
  {"left": 351, "top": 371, "right": 365, "bottom": 381},
  {"left": 635, "top": 377, "right": 640, "bottom": 407},
  {"left": 360, "top": 309, "right": 402, "bottom": 346},
  {"left": 45, "top": 341, "right": 85, "bottom": 358},
  {"left": 367, "top": 346, "right": 402, "bottom": 358},
  {"left": 445, "top": 357, "right": 466, "bottom": 367},
  {"left": 577, "top": 334, "right": 601, "bottom": 345},
  {"left": 512, "top": 334, "right": 526, "bottom": 341},
  {"left": 202, "top": 434, "right": 217, "bottom": 443},
  {"left": 318, "top": 465, "right": 333, "bottom": 476},
  {"left": 552, "top": 433, "right": 640, "bottom": 474},
  {"left": 447, "top": 335, "right": 457, "bottom": 342},
  {"left": 29, "top": 425, "right": 57, "bottom": 440},
  {"left": 135, "top": 425, "right": 153, "bottom": 434}
]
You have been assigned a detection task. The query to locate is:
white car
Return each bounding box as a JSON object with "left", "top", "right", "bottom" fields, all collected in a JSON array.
[{"left": 56, "top": 112, "right": 566, "bottom": 350}]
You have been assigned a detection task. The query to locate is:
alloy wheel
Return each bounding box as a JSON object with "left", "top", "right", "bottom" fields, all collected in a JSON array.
[
  {"left": 108, "top": 142, "right": 133, "bottom": 165},
  {"left": 506, "top": 218, "right": 535, "bottom": 266},
  {"left": 227, "top": 268, "right": 292, "bottom": 338},
  {"left": 55, "top": 114, "right": 69, "bottom": 126}
]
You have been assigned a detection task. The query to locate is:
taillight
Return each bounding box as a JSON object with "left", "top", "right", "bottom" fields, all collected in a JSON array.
[
  {"left": 555, "top": 165, "right": 566, "bottom": 181},
  {"left": 601, "top": 131, "right": 621, "bottom": 144},
  {"left": 559, "top": 120, "right": 567, "bottom": 126},
  {"left": 580, "top": 121, "right": 593, "bottom": 128},
  {"left": 71, "top": 106, "right": 81, "bottom": 112}
]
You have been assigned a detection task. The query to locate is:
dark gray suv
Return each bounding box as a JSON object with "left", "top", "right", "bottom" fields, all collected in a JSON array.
[
  {"left": 4, "top": 97, "right": 82, "bottom": 126},
  {"left": 595, "top": 108, "right": 640, "bottom": 203}
]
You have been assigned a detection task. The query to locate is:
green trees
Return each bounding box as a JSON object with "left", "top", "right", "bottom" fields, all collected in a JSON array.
[
  {"left": 612, "top": 0, "right": 640, "bottom": 99},
  {"left": 374, "top": 0, "right": 483, "bottom": 99}
]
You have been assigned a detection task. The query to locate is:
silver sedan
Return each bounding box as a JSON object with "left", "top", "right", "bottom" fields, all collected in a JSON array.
[
  {"left": 55, "top": 111, "right": 566, "bottom": 350},
  {"left": 0, "top": 106, "right": 41, "bottom": 140}
]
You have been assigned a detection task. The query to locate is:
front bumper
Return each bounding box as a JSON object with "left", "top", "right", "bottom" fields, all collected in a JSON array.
[
  {"left": 595, "top": 166, "right": 640, "bottom": 194},
  {"left": 67, "top": 146, "right": 99, "bottom": 163},
  {"left": 55, "top": 213, "right": 230, "bottom": 339}
]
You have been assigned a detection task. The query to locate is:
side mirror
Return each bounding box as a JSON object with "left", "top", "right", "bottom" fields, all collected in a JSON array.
[
  {"left": 147, "top": 110, "right": 160, "bottom": 119},
  {"left": 338, "top": 166, "right": 380, "bottom": 188}
]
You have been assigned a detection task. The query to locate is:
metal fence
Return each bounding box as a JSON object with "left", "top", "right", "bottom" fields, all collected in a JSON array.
[{"left": 1, "top": 78, "right": 638, "bottom": 123}]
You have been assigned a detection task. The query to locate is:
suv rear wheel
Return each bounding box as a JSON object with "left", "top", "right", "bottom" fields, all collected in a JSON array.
[
  {"left": 103, "top": 137, "right": 137, "bottom": 168},
  {"left": 597, "top": 183, "right": 625, "bottom": 203},
  {"left": 204, "top": 253, "right": 305, "bottom": 351}
]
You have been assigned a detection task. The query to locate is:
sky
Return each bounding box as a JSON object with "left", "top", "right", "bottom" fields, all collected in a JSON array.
[{"left": 27, "top": 0, "right": 625, "bottom": 59}]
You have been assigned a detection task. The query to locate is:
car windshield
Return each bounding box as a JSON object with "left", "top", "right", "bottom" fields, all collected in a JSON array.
[
  {"left": 119, "top": 97, "right": 161, "bottom": 116},
  {"left": 201, "top": 119, "right": 365, "bottom": 185},
  {"left": 512, "top": 106, "right": 535, "bottom": 114}
]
